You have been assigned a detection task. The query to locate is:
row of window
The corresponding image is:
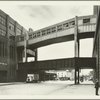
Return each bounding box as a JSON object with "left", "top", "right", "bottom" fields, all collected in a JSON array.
[
  {"left": 0, "top": 15, "right": 6, "bottom": 26},
  {"left": 0, "top": 15, "right": 22, "bottom": 36},
  {"left": 28, "top": 21, "right": 75, "bottom": 39},
  {"left": 0, "top": 22, "right": 22, "bottom": 37},
  {"left": 0, "top": 41, "right": 7, "bottom": 58},
  {"left": 17, "top": 35, "right": 24, "bottom": 41},
  {"left": 0, "top": 18, "right": 23, "bottom": 36},
  {"left": 0, "top": 29, "right": 16, "bottom": 41},
  {"left": 17, "top": 18, "right": 91, "bottom": 41},
  {"left": 0, "top": 41, "right": 15, "bottom": 59},
  {"left": 28, "top": 18, "right": 91, "bottom": 40},
  {"left": 9, "top": 33, "right": 15, "bottom": 41},
  {"left": 0, "top": 28, "right": 6, "bottom": 36},
  {"left": 9, "top": 23, "right": 22, "bottom": 36}
]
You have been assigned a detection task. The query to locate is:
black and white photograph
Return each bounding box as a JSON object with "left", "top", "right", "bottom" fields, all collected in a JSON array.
[{"left": 0, "top": 1, "right": 99, "bottom": 99}]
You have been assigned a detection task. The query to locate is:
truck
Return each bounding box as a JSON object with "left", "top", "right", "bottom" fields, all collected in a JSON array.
[{"left": 26, "top": 74, "right": 39, "bottom": 83}]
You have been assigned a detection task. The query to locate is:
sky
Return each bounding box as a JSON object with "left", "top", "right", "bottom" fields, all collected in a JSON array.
[
  {"left": 0, "top": 1, "right": 99, "bottom": 61},
  {"left": 0, "top": 1, "right": 96, "bottom": 30}
]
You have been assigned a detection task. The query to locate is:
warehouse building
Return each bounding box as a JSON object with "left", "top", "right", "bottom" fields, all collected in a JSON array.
[{"left": 0, "top": 10, "right": 27, "bottom": 82}]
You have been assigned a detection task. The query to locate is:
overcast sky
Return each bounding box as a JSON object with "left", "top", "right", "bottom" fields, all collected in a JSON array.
[
  {"left": 0, "top": 1, "right": 95, "bottom": 30},
  {"left": 0, "top": 1, "right": 99, "bottom": 60}
]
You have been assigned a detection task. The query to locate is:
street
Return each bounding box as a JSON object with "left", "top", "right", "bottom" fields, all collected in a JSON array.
[{"left": 0, "top": 80, "right": 99, "bottom": 99}]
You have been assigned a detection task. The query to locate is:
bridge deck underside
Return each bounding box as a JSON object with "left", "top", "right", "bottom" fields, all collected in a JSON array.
[
  {"left": 28, "top": 32, "right": 94, "bottom": 49},
  {"left": 18, "top": 57, "right": 96, "bottom": 71}
]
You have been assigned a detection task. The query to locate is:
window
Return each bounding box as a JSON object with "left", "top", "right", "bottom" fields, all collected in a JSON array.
[
  {"left": 63, "top": 23, "right": 69, "bottom": 29},
  {"left": 0, "top": 29, "right": 6, "bottom": 36},
  {"left": 33, "top": 33, "right": 37, "bottom": 38},
  {"left": 83, "top": 18, "right": 90, "bottom": 24},
  {"left": 0, "top": 16, "right": 6, "bottom": 26},
  {"left": 29, "top": 34, "right": 32, "bottom": 39},
  {"left": 9, "top": 23, "right": 15, "bottom": 32},
  {"left": 9, "top": 33, "right": 15, "bottom": 41},
  {"left": 51, "top": 27, "right": 56, "bottom": 33},
  {"left": 57, "top": 25, "right": 63, "bottom": 31},
  {"left": 20, "top": 36, "right": 24, "bottom": 41},
  {"left": 69, "top": 21, "right": 75, "bottom": 26},
  {"left": 42, "top": 30, "right": 46, "bottom": 36},
  {"left": 16, "top": 35, "right": 20, "bottom": 42},
  {"left": 47, "top": 29, "right": 51, "bottom": 34},
  {"left": 16, "top": 28, "right": 22, "bottom": 35},
  {"left": 37, "top": 32, "right": 41, "bottom": 37}
]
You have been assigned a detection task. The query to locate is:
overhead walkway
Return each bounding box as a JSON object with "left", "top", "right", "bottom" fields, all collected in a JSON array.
[{"left": 17, "top": 15, "right": 96, "bottom": 49}]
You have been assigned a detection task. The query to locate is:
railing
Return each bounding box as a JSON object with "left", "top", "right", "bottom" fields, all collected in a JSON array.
[{"left": 78, "top": 23, "right": 96, "bottom": 33}]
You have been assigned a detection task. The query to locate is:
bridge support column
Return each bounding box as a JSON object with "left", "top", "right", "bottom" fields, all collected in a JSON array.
[
  {"left": 24, "top": 39, "right": 28, "bottom": 62},
  {"left": 74, "top": 16, "right": 80, "bottom": 84},
  {"left": 75, "top": 69, "right": 80, "bottom": 84},
  {"left": 24, "top": 46, "right": 27, "bottom": 62},
  {"left": 34, "top": 49, "right": 38, "bottom": 61}
]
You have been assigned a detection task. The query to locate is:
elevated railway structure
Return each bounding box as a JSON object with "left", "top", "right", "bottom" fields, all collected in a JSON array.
[
  {"left": 18, "top": 57, "right": 96, "bottom": 82},
  {"left": 16, "top": 14, "right": 97, "bottom": 84}
]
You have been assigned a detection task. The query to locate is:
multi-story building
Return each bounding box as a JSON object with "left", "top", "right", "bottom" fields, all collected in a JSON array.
[{"left": 0, "top": 10, "right": 28, "bottom": 82}]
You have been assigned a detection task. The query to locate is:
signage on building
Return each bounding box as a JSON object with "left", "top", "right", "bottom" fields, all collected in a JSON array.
[{"left": 0, "top": 62, "right": 7, "bottom": 66}]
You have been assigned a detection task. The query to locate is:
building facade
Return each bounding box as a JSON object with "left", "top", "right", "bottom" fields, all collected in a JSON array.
[
  {"left": 93, "top": 7, "right": 100, "bottom": 83},
  {"left": 0, "top": 10, "right": 27, "bottom": 82}
]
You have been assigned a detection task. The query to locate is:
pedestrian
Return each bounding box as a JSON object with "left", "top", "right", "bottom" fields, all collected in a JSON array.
[{"left": 95, "top": 79, "right": 99, "bottom": 95}]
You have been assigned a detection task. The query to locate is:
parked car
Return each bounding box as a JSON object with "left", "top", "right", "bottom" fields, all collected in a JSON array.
[{"left": 26, "top": 74, "right": 39, "bottom": 83}]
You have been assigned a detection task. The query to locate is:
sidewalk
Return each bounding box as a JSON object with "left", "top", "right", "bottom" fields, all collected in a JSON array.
[
  {"left": 0, "top": 81, "right": 99, "bottom": 99},
  {"left": 0, "top": 82, "right": 25, "bottom": 86},
  {"left": 0, "top": 80, "right": 94, "bottom": 86}
]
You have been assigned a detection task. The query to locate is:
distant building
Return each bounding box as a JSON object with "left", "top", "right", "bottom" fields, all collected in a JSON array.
[
  {"left": 46, "top": 70, "right": 74, "bottom": 81},
  {"left": 56, "top": 70, "right": 74, "bottom": 80}
]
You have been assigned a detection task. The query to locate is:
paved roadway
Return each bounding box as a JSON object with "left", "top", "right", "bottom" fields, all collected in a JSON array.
[{"left": 0, "top": 81, "right": 99, "bottom": 99}]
